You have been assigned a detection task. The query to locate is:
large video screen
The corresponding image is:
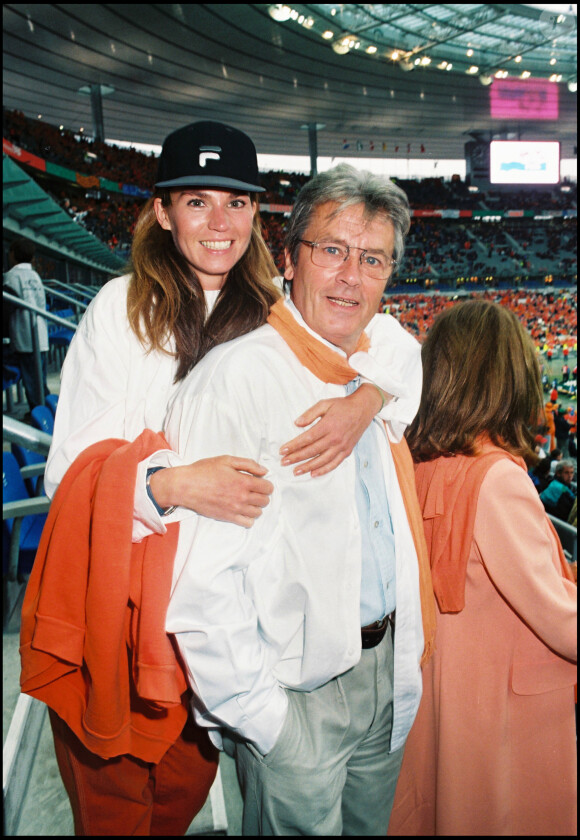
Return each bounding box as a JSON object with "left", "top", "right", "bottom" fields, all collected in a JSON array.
[
  {"left": 489, "top": 141, "right": 560, "bottom": 185},
  {"left": 490, "top": 79, "right": 558, "bottom": 120}
]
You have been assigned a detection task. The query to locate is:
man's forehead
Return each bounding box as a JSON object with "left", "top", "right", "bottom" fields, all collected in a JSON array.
[{"left": 310, "top": 201, "right": 393, "bottom": 234}]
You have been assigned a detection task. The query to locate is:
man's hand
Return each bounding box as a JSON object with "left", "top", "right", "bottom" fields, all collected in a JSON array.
[{"left": 279, "top": 383, "right": 389, "bottom": 477}]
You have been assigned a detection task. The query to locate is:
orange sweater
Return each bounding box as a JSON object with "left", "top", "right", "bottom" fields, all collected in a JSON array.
[{"left": 20, "top": 430, "right": 189, "bottom": 763}]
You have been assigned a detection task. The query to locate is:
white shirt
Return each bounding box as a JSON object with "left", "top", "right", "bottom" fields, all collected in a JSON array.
[
  {"left": 164, "top": 304, "right": 424, "bottom": 756},
  {"left": 3, "top": 262, "right": 49, "bottom": 352},
  {"left": 44, "top": 276, "right": 183, "bottom": 539}
]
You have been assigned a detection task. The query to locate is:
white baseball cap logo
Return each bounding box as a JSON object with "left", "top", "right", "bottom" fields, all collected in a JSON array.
[{"left": 199, "top": 145, "right": 221, "bottom": 167}]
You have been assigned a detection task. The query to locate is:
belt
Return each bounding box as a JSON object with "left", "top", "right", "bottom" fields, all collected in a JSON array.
[{"left": 361, "top": 611, "right": 395, "bottom": 649}]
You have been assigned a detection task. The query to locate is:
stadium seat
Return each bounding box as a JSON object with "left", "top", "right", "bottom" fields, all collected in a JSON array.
[
  {"left": 30, "top": 405, "right": 54, "bottom": 436},
  {"left": 45, "top": 393, "right": 59, "bottom": 417},
  {"left": 48, "top": 308, "right": 76, "bottom": 347},
  {"left": 3, "top": 365, "right": 22, "bottom": 412},
  {"left": 48, "top": 307, "right": 76, "bottom": 366},
  {"left": 3, "top": 451, "right": 49, "bottom": 580},
  {"left": 11, "top": 444, "right": 46, "bottom": 497}
]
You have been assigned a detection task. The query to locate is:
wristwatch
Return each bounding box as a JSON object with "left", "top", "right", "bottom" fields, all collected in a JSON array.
[{"left": 146, "top": 466, "right": 177, "bottom": 516}]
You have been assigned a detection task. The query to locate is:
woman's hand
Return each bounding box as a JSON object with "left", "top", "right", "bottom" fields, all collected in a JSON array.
[
  {"left": 148, "top": 456, "right": 273, "bottom": 528},
  {"left": 280, "top": 383, "right": 389, "bottom": 477}
]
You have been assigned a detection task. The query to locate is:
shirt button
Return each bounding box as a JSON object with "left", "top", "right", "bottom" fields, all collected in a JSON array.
[
  {"left": 374, "top": 521, "right": 380, "bottom": 528},
  {"left": 363, "top": 460, "right": 369, "bottom": 468}
]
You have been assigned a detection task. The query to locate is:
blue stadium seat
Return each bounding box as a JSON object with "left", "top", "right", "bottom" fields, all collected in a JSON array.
[
  {"left": 3, "top": 365, "right": 20, "bottom": 389},
  {"left": 48, "top": 308, "right": 75, "bottom": 366},
  {"left": 3, "top": 365, "right": 22, "bottom": 412},
  {"left": 48, "top": 308, "right": 75, "bottom": 348},
  {"left": 45, "top": 393, "right": 59, "bottom": 417},
  {"left": 11, "top": 444, "right": 46, "bottom": 497},
  {"left": 30, "top": 405, "right": 54, "bottom": 436},
  {"left": 3, "top": 451, "right": 48, "bottom": 579}
]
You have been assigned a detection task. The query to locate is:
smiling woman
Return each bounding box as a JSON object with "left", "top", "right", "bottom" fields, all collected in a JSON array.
[
  {"left": 154, "top": 189, "right": 257, "bottom": 291},
  {"left": 33, "top": 120, "right": 283, "bottom": 837}
]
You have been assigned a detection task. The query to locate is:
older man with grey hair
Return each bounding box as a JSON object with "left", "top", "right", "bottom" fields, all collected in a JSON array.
[
  {"left": 541, "top": 458, "right": 576, "bottom": 521},
  {"left": 165, "top": 164, "right": 434, "bottom": 836}
]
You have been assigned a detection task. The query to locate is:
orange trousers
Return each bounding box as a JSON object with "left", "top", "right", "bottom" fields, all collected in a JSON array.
[{"left": 49, "top": 709, "right": 219, "bottom": 836}]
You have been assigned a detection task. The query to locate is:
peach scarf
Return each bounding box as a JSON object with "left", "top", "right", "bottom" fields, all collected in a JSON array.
[
  {"left": 267, "top": 298, "right": 436, "bottom": 663},
  {"left": 415, "top": 438, "right": 575, "bottom": 613}
]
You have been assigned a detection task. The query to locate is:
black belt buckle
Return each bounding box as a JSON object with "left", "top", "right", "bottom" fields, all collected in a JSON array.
[{"left": 361, "top": 616, "right": 389, "bottom": 649}]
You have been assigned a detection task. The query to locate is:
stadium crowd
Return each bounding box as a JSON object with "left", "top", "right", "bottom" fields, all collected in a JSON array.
[
  {"left": 382, "top": 288, "right": 577, "bottom": 346},
  {"left": 4, "top": 106, "right": 578, "bottom": 468},
  {"left": 4, "top": 109, "right": 578, "bottom": 285}
]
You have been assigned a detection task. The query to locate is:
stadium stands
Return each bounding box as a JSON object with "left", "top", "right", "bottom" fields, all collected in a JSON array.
[{"left": 3, "top": 108, "right": 577, "bottom": 290}]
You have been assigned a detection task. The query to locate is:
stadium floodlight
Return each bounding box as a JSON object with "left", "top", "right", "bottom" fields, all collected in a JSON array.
[{"left": 269, "top": 5, "right": 292, "bottom": 22}]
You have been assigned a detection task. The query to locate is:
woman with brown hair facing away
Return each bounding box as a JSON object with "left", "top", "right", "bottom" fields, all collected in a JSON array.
[
  {"left": 21, "top": 122, "right": 403, "bottom": 835},
  {"left": 389, "top": 300, "right": 577, "bottom": 837}
]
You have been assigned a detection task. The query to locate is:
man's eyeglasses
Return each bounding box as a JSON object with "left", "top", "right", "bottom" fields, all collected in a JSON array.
[{"left": 299, "top": 240, "right": 397, "bottom": 280}]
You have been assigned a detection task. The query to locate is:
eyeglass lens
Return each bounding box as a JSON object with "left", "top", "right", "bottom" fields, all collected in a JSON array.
[{"left": 311, "top": 242, "right": 391, "bottom": 275}]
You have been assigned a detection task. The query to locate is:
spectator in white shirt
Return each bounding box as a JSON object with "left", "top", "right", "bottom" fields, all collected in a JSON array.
[{"left": 3, "top": 237, "right": 50, "bottom": 411}]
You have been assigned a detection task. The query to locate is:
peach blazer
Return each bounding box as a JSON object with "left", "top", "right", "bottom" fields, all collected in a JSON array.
[{"left": 389, "top": 455, "right": 577, "bottom": 836}]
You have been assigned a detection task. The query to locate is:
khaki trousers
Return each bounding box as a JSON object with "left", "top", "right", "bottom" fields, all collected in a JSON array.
[
  {"left": 49, "top": 709, "right": 218, "bottom": 836},
  {"left": 228, "top": 626, "right": 404, "bottom": 836}
]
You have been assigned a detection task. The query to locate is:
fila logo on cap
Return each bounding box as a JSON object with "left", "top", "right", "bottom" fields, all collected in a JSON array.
[{"left": 199, "top": 145, "right": 221, "bottom": 167}]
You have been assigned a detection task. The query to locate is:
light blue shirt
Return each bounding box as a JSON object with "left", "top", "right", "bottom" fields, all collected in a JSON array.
[{"left": 345, "top": 378, "right": 397, "bottom": 626}]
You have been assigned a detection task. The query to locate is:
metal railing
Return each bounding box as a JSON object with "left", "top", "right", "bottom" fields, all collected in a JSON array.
[
  {"left": 44, "top": 278, "right": 99, "bottom": 300},
  {"left": 547, "top": 513, "right": 578, "bottom": 565},
  {"left": 3, "top": 417, "right": 52, "bottom": 583},
  {"left": 2, "top": 417, "right": 52, "bottom": 835},
  {"left": 3, "top": 292, "right": 78, "bottom": 408}
]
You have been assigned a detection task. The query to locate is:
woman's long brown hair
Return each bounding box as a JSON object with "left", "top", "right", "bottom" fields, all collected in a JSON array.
[
  {"left": 406, "top": 299, "right": 544, "bottom": 465},
  {"left": 126, "top": 190, "right": 280, "bottom": 382}
]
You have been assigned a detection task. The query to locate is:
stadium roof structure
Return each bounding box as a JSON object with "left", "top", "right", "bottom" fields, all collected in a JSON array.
[
  {"left": 3, "top": 154, "right": 125, "bottom": 273},
  {"left": 3, "top": 3, "right": 577, "bottom": 161}
]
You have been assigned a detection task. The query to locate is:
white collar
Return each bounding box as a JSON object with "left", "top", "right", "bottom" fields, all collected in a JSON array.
[{"left": 204, "top": 288, "right": 220, "bottom": 317}]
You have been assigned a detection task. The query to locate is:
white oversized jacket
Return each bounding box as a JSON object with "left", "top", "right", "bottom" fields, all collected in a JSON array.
[{"left": 164, "top": 300, "right": 424, "bottom": 757}]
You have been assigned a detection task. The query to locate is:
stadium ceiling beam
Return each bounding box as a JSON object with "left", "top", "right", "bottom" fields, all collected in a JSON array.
[
  {"left": 20, "top": 210, "right": 64, "bottom": 222},
  {"left": 395, "top": 4, "right": 509, "bottom": 61}
]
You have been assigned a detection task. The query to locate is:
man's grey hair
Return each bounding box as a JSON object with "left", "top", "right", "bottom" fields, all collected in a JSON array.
[
  {"left": 555, "top": 459, "right": 575, "bottom": 475},
  {"left": 284, "top": 163, "right": 411, "bottom": 277}
]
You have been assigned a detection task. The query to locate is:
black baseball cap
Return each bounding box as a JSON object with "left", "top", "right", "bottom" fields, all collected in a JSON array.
[{"left": 155, "top": 121, "right": 264, "bottom": 192}]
